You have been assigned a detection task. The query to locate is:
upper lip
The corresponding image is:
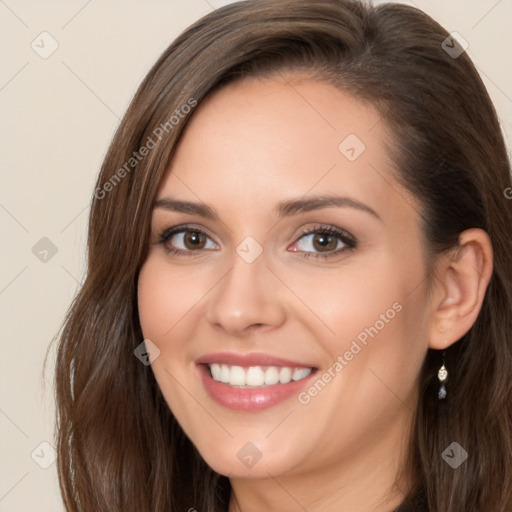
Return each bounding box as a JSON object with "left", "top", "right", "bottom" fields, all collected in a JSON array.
[{"left": 195, "top": 352, "right": 315, "bottom": 368}]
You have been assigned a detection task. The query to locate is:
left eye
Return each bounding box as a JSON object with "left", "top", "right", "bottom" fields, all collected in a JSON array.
[{"left": 289, "top": 230, "right": 353, "bottom": 254}]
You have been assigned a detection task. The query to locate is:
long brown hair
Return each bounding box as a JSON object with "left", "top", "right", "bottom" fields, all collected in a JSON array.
[{"left": 54, "top": 1, "right": 512, "bottom": 510}]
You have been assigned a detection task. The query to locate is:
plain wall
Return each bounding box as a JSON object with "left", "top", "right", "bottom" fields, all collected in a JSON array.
[{"left": 1, "top": 0, "right": 511, "bottom": 510}]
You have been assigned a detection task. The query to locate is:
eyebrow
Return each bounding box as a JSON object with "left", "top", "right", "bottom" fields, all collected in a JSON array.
[
  {"left": 276, "top": 195, "right": 381, "bottom": 220},
  {"left": 153, "top": 194, "right": 381, "bottom": 221},
  {"left": 154, "top": 198, "right": 218, "bottom": 219}
]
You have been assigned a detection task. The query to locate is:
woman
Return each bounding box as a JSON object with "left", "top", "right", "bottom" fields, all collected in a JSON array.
[{"left": 55, "top": 1, "right": 512, "bottom": 511}]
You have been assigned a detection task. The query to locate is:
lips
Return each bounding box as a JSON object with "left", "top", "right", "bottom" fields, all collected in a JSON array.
[{"left": 196, "top": 352, "right": 317, "bottom": 411}]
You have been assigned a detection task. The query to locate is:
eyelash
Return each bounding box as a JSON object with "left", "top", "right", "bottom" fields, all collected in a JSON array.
[{"left": 157, "top": 223, "right": 357, "bottom": 260}]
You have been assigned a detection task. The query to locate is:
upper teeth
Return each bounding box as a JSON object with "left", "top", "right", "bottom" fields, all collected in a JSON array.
[{"left": 208, "top": 364, "right": 312, "bottom": 388}]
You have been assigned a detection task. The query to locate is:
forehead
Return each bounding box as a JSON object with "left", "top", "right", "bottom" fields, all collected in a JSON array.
[{"left": 161, "top": 75, "right": 412, "bottom": 224}]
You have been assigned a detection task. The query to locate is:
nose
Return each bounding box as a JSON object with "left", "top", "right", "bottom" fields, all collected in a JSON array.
[{"left": 205, "top": 251, "right": 287, "bottom": 336}]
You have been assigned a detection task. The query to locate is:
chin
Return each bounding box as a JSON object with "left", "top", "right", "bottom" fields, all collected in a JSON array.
[{"left": 194, "top": 437, "right": 306, "bottom": 480}]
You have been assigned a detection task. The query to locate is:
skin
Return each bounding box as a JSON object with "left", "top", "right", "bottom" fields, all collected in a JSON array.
[{"left": 137, "top": 75, "right": 493, "bottom": 511}]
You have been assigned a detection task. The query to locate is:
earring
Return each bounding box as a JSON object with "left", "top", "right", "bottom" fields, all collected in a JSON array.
[{"left": 437, "top": 351, "right": 448, "bottom": 400}]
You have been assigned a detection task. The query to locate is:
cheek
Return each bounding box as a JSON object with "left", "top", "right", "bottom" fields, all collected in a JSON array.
[
  {"left": 286, "top": 259, "right": 405, "bottom": 350},
  {"left": 138, "top": 268, "right": 172, "bottom": 342},
  {"left": 291, "top": 253, "right": 428, "bottom": 399},
  {"left": 137, "top": 260, "right": 199, "bottom": 423},
  {"left": 291, "top": 269, "right": 427, "bottom": 457},
  {"left": 138, "top": 260, "right": 203, "bottom": 341}
]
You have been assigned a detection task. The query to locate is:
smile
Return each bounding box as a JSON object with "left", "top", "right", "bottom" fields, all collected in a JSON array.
[{"left": 196, "top": 352, "right": 318, "bottom": 411}]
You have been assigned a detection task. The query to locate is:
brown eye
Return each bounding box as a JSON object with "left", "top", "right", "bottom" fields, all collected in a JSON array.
[
  {"left": 312, "top": 233, "right": 338, "bottom": 252},
  {"left": 287, "top": 226, "right": 357, "bottom": 259},
  {"left": 160, "top": 228, "right": 219, "bottom": 254},
  {"left": 183, "top": 231, "right": 207, "bottom": 250}
]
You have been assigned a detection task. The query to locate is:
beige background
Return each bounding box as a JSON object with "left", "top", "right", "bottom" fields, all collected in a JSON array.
[{"left": 1, "top": 0, "right": 511, "bottom": 510}]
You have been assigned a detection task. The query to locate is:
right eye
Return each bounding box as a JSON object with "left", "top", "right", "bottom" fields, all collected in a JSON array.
[{"left": 159, "top": 227, "right": 219, "bottom": 255}]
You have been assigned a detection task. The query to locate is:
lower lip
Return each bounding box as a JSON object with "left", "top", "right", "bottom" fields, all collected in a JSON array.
[{"left": 197, "top": 364, "right": 316, "bottom": 412}]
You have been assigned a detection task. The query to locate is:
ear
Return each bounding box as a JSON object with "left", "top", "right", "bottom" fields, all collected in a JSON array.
[{"left": 428, "top": 228, "right": 493, "bottom": 350}]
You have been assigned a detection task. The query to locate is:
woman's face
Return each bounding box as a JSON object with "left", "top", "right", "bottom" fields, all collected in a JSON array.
[{"left": 138, "top": 75, "right": 432, "bottom": 480}]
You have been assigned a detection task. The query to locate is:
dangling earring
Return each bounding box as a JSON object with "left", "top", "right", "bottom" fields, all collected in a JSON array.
[{"left": 437, "top": 351, "right": 448, "bottom": 400}]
